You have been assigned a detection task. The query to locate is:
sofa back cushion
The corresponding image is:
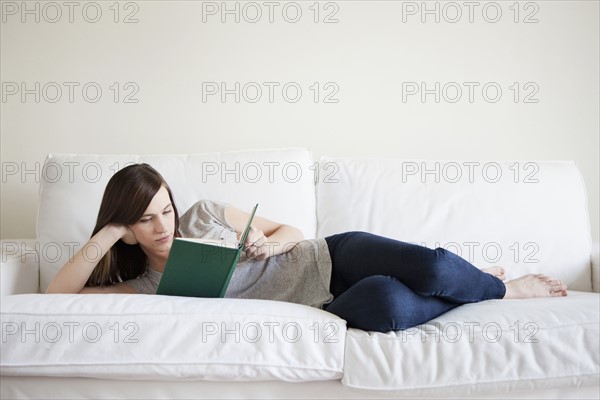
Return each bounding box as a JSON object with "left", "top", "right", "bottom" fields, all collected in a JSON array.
[
  {"left": 316, "top": 158, "right": 592, "bottom": 291},
  {"left": 36, "top": 148, "right": 316, "bottom": 293}
]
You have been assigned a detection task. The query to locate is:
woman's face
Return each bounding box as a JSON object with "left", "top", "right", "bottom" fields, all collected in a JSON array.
[{"left": 129, "top": 186, "right": 175, "bottom": 255}]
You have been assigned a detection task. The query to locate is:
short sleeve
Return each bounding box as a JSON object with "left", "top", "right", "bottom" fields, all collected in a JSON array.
[
  {"left": 123, "top": 269, "right": 161, "bottom": 294},
  {"left": 178, "top": 200, "right": 237, "bottom": 242}
]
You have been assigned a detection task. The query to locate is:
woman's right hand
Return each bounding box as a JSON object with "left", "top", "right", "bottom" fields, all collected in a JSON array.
[{"left": 118, "top": 224, "right": 138, "bottom": 245}]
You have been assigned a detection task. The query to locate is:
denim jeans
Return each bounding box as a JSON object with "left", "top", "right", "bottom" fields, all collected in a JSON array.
[{"left": 324, "top": 231, "right": 506, "bottom": 332}]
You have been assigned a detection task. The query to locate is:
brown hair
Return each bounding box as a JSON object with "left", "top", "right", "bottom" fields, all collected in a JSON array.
[{"left": 85, "top": 163, "right": 180, "bottom": 287}]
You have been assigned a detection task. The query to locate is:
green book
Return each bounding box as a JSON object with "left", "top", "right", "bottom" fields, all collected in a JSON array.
[{"left": 156, "top": 204, "right": 258, "bottom": 298}]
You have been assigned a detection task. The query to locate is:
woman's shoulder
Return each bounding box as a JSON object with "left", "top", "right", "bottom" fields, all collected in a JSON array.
[
  {"left": 181, "top": 199, "right": 229, "bottom": 221},
  {"left": 179, "top": 199, "right": 233, "bottom": 235},
  {"left": 185, "top": 199, "right": 229, "bottom": 213}
]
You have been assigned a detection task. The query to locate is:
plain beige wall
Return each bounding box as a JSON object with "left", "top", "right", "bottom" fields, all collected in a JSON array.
[{"left": 1, "top": 0, "right": 598, "bottom": 242}]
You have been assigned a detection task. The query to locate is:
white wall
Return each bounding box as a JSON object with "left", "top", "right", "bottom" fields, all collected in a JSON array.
[{"left": 1, "top": 0, "right": 598, "bottom": 242}]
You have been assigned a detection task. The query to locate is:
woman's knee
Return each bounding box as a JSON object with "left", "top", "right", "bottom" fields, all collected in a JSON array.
[
  {"left": 362, "top": 276, "right": 409, "bottom": 329},
  {"left": 413, "top": 247, "right": 459, "bottom": 293},
  {"left": 326, "top": 275, "right": 417, "bottom": 332}
]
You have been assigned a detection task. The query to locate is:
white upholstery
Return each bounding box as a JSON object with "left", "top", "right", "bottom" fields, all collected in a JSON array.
[
  {"left": 1, "top": 294, "right": 345, "bottom": 382},
  {"left": 592, "top": 242, "right": 600, "bottom": 292},
  {"left": 0, "top": 240, "right": 39, "bottom": 295},
  {"left": 343, "top": 291, "right": 599, "bottom": 392},
  {"left": 317, "top": 158, "right": 593, "bottom": 291},
  {"left": 3, "top": 377, "right": 600, "bottom": 399}
]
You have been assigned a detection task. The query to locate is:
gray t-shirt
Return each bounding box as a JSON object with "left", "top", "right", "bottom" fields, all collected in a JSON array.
[{"left": 125, "top": 200, "right": 334, "bottom": 309}]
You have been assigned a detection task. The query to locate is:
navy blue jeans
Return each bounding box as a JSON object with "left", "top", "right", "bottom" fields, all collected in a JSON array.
[{"left": 324, "top": 232, "right": 506, "bottom": 332}]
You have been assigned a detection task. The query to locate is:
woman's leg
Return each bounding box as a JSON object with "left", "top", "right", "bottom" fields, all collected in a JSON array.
[
  {"left": 325, "top": 231, "right": 506, "bottom": 304},
  {"left": 324, "top": 275, "right": 460, "bottom": 332}
]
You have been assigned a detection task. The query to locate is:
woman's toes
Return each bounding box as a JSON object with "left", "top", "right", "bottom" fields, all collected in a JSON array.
[
  {"left": 561, "top": 283, "right": 568, "bottom": 296},
  {"left": 482, "top": 266, "right": 506, "bottom": 279},
  {"left": 497, "top": 267, "right": 506, "bottom": 279},
  {"left": 548, "top": 280, "right": 568, "bottom": 296}
]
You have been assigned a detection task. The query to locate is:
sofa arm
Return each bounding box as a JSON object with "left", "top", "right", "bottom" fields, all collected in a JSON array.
[
  {"left": 592, "top": 242, "right": 600, "bottom": 293},
  {"left": 1, "top": 239, "right": 39, "bottom": 296}
]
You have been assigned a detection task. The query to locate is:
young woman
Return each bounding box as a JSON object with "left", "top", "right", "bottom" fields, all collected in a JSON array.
[{"left": 47, "top": 163, "right": 568, "bottom": 332}]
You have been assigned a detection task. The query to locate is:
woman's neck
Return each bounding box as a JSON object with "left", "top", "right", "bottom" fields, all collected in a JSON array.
[{"left": 146, "top": 254, "right": 168, "bottom": 273}]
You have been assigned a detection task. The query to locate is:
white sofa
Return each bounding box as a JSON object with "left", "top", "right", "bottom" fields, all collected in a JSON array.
[{"left": 1, "top": 148, "right": 599, "bottom": 399}]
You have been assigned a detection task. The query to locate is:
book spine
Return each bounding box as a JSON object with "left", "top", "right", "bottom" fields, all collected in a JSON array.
[{"left": 219, "top": 251, "right": 243, "bottom": 298}]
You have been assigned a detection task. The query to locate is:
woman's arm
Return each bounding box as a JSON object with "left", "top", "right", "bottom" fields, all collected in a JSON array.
[
  {"left": 224, "top": 206, "right": 304, "bottom": 261},
  {"left": 46, "top": 224, "right": 138, "bottom": 294}
]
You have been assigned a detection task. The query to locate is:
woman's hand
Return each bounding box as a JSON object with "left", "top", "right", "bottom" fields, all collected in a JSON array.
[
  {"left": 225, "top": 205, "right": 304, "bottom": 261},
  {"left": 117, "top": 224, "right": 138, "bottom": 245},
  {"left": 243, "top": 226, "right": 269, "bottom": 261}
]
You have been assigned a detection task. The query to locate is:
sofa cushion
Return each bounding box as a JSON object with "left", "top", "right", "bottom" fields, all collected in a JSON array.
[
  {"left": 0, "top": 240, "right": 39, "bottom": 296},
  {"left": 0, "top": 294, "right": 346, "bottom": 381},
  {"left": 342, "top": 291, "right": 600, "bottom": 394},
  {"left": 36, "top": 148, "right": 317, "bottom": 293},
  {"left": 316, "top": 158, "right": 593, "bottom": 291}
]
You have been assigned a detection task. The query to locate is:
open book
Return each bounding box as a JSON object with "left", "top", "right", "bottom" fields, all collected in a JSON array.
[{"left": 156, "top": 204, "right": 258, "bottom": 298}]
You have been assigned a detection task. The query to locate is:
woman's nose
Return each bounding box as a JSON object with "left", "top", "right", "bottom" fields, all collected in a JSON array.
[{"left": 154, "top": 216, "right": 167, "bottom": 232}]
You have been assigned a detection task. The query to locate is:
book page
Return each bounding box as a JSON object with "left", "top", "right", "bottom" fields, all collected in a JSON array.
[{"left": 176, "top": 237, "right": 239, "bottom": 249}]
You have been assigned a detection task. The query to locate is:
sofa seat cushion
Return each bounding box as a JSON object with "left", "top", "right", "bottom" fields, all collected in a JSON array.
[
  {"left": 1, "top": 294, "right": 346, "bottom": 382},
  {"left": 342, "top": 291, "right": 599, "bottom": 394}
]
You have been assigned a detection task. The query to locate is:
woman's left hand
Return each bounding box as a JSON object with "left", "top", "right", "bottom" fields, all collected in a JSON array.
[
  {"left": 226, "top": 205, "right": 303, "bottom": 260},
  {"left": 243, "top": 226, "right": 270, "bottom": 261}
]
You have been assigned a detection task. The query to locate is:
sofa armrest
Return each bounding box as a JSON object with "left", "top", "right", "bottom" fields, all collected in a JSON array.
[
  {"left": 592, "top": 242, "right": 600, "bottom": 293},
  {"left": 1, "top": 239, "right": 39, "bottom": 296}
]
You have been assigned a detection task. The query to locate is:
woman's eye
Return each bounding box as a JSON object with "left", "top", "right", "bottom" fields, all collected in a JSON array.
[
  {"left": 140, "top": 218, "right": 151, "bottom": 223},
  {"left": 163, "top": 209, "right": 172, "bottom": 215}
]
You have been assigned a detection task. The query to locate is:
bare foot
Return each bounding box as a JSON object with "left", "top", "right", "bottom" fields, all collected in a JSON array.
[
  {"left": 482, "top": 266, "right": 506, "bottom": 281},
  {"left": 503, "top": 274, "right": 568, "bottom": 299}
]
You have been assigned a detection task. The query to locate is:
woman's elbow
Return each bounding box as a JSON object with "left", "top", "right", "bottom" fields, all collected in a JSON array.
[
  {"left": 45, "top": 282, "right": 58, "bottom": 294},
  {"left": 45, "top": 283, "right": 81, "bottom": 294},
  {"left": 289, "top": 225, "right": 304, "bottom": 242}
]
